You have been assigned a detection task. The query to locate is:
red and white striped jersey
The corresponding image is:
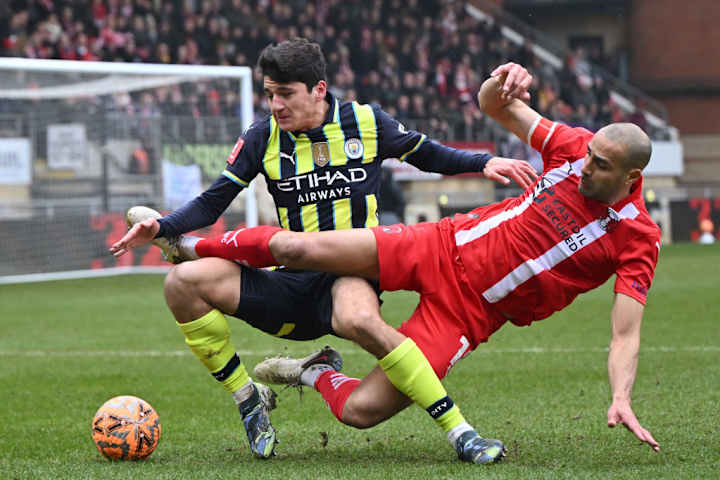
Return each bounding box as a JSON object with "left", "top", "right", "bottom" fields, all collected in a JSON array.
[{"left": 451, "top": 119, "right": 661, "bottom": 326}]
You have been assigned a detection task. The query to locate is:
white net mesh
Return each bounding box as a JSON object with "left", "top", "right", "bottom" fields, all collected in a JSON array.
[{"left": 0, "top": 60, "right": 253, "bottom": 279}]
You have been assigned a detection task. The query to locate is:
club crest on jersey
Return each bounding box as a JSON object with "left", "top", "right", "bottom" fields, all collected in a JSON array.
[
  {"left": 598, "top": 208, "right": 621, "bottom": 232},
  {"left": 344, "top": 138, "right": 364, "bottom": 160},
  {"left": 312, "top": 142, "right": 331, "bottom": 167}
]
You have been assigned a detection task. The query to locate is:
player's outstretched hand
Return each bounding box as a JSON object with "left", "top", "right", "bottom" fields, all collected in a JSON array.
[
  {"left": 484, "top": 156, "right": 538, "bottom": 189},
  {"left": 109, "top": 218, "right": 160, "bottom": 258},
  {"left": 490, "top": 62, "right": 533, "bottom": 102},
  {"left": 607, "top": 400, "right": 660, "bottom": 452}
]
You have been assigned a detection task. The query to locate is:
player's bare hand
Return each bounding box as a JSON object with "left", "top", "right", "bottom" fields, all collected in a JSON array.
[
  {"left": 109, "top": 218, "right": 160, "bottom": 258},
  {"left": 484, "top": 156, "right": 538, "bottom": 189},
  {"left": 607, "top": 400, "right": 660, "bottom": 452},
  {"left": 490, "top": 62, "right": 533, "bottom": 102}
]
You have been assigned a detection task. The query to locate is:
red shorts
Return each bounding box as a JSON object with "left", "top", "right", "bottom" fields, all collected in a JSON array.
[{"left": 372, "top": 220, "right": 507, "bottom": 379}]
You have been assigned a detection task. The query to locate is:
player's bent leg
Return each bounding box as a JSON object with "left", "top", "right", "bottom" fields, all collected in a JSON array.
[
  {"left": 163, "top": 258, "right": 278, "bottom": 458},
  {"left": 394, "top": 310, "right": 506, "bottom": 464},
  {"left": 330, "top": 277, "right": 481, "bottom": 451},
  {"left": 376, "top": 337, "right": 506, "bottom": 464},
  {"left": 326, "top": 277, "right": 422, "bottom": 426},
  {"left": 342, "top": 368, "right": 506, "bottom": 465}
]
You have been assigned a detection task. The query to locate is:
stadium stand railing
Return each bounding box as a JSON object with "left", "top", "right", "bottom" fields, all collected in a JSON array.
[{"left": 468, "top": 0, "right": 677, "bottom": 140}]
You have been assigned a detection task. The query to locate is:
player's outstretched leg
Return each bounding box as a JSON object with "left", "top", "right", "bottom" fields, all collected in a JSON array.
[
  {"left": 455, "top": 430, "right": 506, "bottom": 464},
  {"left": 125, "top": 206, "right": 199, "bottom": 263}
]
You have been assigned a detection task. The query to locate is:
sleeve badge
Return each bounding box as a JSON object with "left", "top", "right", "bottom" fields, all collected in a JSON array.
[{"left": 227, "top": 137, "right": 245, "bottom": 165}]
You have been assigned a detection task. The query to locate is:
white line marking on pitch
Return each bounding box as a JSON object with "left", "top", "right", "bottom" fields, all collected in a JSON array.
[{"left": 0, "top": 346, "right": 718, "bottom": 357}]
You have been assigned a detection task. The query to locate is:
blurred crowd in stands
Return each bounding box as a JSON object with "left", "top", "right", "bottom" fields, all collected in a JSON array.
[{"left": 1, "top": 0, "right": 660, "bottom": 142}]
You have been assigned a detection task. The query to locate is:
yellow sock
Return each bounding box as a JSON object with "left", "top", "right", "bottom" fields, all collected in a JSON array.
[
  {"left": 178, "top": 309, "right": 249, "bottom": 393},
  {"left": 379, "top": 338, "right": 466, "bottom": 433}
]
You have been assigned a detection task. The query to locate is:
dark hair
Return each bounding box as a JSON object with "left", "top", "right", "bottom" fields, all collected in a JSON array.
[{"left": 257, "top": 37, "right": 327, "bottom": 92}]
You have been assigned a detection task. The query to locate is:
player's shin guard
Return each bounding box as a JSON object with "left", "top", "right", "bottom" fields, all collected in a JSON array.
[
  {"left": 178, "top": 309, "right": 249, "bottom": 393},
  {"left": 312, "top": 370, "right": 361, "bottom": 422},
  {"left": 195, "top": 226, "right": 283, "bottom": 268},
  {"left": 379, "top": 338, "right": 466, "bottom": 434}
]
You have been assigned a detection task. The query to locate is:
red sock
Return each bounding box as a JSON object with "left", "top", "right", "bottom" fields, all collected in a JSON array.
[
  {"left": 195, "top": 225, "right": 283, "bottom": 267},
  {"left": 314, "top": 370, "right": 361, "bottom": 423}
]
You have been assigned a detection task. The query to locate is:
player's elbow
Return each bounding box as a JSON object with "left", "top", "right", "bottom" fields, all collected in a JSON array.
[{"left": 477, "top": 77, "right": 502, "bottom": 114}]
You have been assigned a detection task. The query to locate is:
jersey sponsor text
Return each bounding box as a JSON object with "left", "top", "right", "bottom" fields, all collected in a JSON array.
[{"left": 276, "top": 168, "right": 367, "bottom": 193}]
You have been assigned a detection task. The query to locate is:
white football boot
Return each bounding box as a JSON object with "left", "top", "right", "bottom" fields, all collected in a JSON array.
[
  {"left": 125, "top": 206, "right": 197, "bottom": 264},
  {"left": 253, "top": 346, "right": 343, "bottom": 387}
]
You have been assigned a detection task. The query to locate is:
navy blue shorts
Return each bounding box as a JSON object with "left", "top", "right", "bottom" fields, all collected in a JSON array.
[{"left": 233, "top": 267, "right": 344, "bottom": 340}]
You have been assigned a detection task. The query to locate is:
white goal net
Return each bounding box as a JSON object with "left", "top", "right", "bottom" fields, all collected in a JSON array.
[{"left": 0, "top": 58, "right": 256, "bottom": 282}]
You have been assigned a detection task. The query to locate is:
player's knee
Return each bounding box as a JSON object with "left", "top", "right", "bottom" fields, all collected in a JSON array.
[
  {"left": 164, "top": 264, "right": 189, "bottom": 303},
  {"left": 335, "top": 308, "right": 382, "bottom": 343},
  {"left": 163, "top": 261, "right": 205, "bottom": 303},
  {"left": 271, "top": 233, "right": 311, "bottom": 264}
]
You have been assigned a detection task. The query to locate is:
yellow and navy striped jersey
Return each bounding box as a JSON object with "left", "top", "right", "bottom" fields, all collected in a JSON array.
[
  {"left": 157, "top": 92, "right": 491, "bottom": 237},
  {"left": 222, "top": 93, "right": 432, "bottom": 232}
]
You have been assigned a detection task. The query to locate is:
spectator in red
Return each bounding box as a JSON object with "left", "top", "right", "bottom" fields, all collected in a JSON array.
[{"left": 92, "top": 0, "right": 108, "bottom": 29}]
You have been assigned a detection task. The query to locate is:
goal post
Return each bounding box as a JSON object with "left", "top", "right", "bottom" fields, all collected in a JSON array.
[{"left": 0, "top": 58, "right": 258, "bottom": 282}]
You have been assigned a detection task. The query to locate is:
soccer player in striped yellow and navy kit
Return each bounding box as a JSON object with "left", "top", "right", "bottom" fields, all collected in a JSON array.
[{"left": 111, "top": 38, "right": 537, "bottom": 463}]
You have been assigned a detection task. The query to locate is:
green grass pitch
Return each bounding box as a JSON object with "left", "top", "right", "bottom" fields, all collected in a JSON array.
[{"left": 1, "top": 243, "right": 718, "bottom": 479}]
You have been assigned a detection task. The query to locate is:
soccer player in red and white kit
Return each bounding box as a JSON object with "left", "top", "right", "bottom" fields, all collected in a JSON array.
[{"left": 118, "top": 62, "right": 662, "bottom": 458}]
